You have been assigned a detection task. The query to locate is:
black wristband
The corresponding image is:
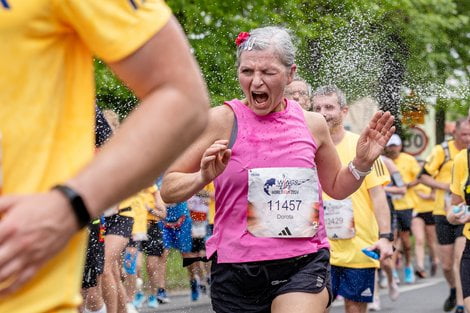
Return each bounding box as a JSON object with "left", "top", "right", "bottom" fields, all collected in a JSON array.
[{"left": 52, "top": 184, "right": 91, "bottom": 229}]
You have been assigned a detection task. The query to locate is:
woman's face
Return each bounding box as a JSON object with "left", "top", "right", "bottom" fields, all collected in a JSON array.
[{"left": 238, "top": 47, "right": 295, "bottom": 115}]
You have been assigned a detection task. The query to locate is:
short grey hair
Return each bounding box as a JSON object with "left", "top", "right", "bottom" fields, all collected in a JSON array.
[
  {"left": 312, "top": 85, "right": 347, "bottom": 108},
  {"left": 236, "top": 26, "right": 295, "bottom": 68}
]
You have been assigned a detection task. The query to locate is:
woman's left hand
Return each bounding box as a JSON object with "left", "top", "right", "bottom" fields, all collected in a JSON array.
[{"left": 355, "top": 111, "right": 395, "bottom": 170}]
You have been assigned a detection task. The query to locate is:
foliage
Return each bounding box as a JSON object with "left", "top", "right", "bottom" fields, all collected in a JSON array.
[{"left": 95, "top": 0, "right": 469, "bottom": 120}]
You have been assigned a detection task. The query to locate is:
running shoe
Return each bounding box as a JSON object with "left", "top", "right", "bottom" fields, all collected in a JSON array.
[
  {"left": 157, "top": 288, "right": 171, "bottom": 304},
  {"left": 443, "top": 293, "right": 457, "bottom": 312},
  {"left": 404, "top": 266, "right": 415, "bottom": 284},
  {"left": 147, "top": 294, "right": 159, "bottom": 308},
  {"left": 126, "top": 303, "right": 139, "bottom": 313},
  {"left": 191, "top": 279, "right": 200, "bottom": 301},
  {"left": 415, "top": 267, "right": 427, "bottom": 279},
  {"left": 388, "top": 281, "right": 400, "bottom": 301},
  {"left": 132, "top": 291, "right": 145, "bottom": 309},
  {"left": 455, "top": 305, "right": 465, "bottom": 313}
]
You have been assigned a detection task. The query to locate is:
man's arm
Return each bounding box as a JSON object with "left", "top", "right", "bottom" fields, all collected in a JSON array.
[
  {"left": 368, "top": 185, "right": 394, "bottom": 260},
  {"left": 419, "top": 173, "right": 450, "bottom": 191},
  {"left": 0, "top": 17, "right": 208, "bottom": 296},
  {"left": 68, "top": 18, "right": 209, "bottom": 217}
]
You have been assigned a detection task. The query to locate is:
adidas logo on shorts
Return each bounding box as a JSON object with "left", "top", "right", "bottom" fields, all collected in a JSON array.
[{"left": 360, "top": 288, "right": 373, "bottom": 297}]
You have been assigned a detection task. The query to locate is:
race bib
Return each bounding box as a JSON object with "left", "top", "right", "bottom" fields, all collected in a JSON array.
[
  {"left": 323, "top": 198, "right": 355, "bottom": 240},
  {"left": 192, "top": 221, "right": 207, "bottom": 238},
  {"left": 247, "top": 167, "right": 321, "bottom": 238}
]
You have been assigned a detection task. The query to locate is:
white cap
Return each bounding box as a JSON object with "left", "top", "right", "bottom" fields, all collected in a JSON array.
[{"left": 386, "top": 134, "right": 402, "bottom": 147}]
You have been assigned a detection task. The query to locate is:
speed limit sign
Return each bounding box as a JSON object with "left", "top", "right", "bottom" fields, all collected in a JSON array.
[{"left": 403, "top": 126, "right": 429, "bottom": 156}]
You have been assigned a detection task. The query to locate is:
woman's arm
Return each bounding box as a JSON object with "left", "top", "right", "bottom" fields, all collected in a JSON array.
[{"left": 161, "top": 106, "right": 233, "bottom": 203}]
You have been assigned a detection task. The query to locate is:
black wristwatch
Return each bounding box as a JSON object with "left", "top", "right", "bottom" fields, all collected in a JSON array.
[{"left": 379, "top": 232, "right": 394, "bottom": 242}]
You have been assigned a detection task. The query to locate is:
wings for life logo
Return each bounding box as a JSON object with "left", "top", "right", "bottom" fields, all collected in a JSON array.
[{"left": 263, "top": 174, "right": 310, "bottom": 196}]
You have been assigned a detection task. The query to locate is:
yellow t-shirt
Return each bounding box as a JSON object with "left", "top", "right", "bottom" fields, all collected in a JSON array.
[
  {"left": 143, "top": 185, "right": 161, "bottom": 222},
  {"left": 132, "top": 192, "right": 148, "bottom": 239},
  {"left": 206, "top": 182, "right": 216, "bottom": 225},
  {"left": 449, "top": 149, "right": 470, "bottom": 240},
  {"left": 411, "top": 184, "right": 434, "bottom": 214},
  {"left": 391, "top": 153, "right": 421, "bottom": 210},
  {"left": 0, "top": 1, "right": 171, "bottom": 313},
  {"left": 324, "top": 131, "right": 390, "bottom": 268},
  {"left": 425, "top": 140, "right": 461, "bottom": 215}
]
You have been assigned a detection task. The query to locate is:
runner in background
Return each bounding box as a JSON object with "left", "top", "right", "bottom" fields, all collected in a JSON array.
[
  {"left": 187, "top": 187, "right": 211, "bottom": 296},
  {"left": 123, "top": 190, "right": 149, "bottom": 313},
  {"left": 80, "top": 107, "right": 113, "bottom": 313},
  {"left": 136, "top": 185, "right": 167, "bottom": 309},
  {"left": 284, "top": 75, "right": 312, "bottom": 111},
  {"left": 448, "top": 146, "right": 470, "bottom": 313},
  {"left": 420, "top": 118, "right": 470, "bottom": 312},
  {"left": 384, "top": 134, "right": 420, "bottom": 284},
  {"left": 312, "top": 85, "right": 394, "bottom": 313},
  {"left": 411, "top": 160, "right": 439, "bottom": 279}
]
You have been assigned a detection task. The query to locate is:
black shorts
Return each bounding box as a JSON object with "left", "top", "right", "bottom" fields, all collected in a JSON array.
[
  {"left": 460, "top": 239, "right": 470, "bottom": 299},
  {"left": 104, "top": 215, "right": 133, "bottom": 238},
  {"left": 210, "top": 248, "right": 332, "bottom": 313},
  {"left": 396, "top": 209, "right": 413, "bottom": 232},
  {"left": 127, "top": 238, "right": 142, "bottom": 250},
  {"left": 191, "top": 237, "right": 206, "bottom": 253},
  {"left": 141, "top": 221, "right": 164, "bottom": 257},
  {"left": 82, "top": 223, "right": 105, "bottom": 289},
  {"left": 434, "top": 215, "right": 464, "bottom": 245},
  {"left": 415, "top": 212, "right": 435, "bottom": 226}
]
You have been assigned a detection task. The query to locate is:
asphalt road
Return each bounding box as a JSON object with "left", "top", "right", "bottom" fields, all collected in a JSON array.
[{"left": 139, "top": 276, "right": 451, "bottom": 313}]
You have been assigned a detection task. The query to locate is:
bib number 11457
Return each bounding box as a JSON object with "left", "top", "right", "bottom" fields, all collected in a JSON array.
[{"left": 268, "top": 200, "right": 302, "bottom": 211}]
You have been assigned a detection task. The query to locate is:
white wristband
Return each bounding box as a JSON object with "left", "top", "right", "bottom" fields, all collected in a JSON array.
[{"left": 348, "top": 161, "right": 372, "bottom": 180}]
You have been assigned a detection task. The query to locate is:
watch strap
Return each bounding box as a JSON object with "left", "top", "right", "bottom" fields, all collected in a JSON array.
[{"left": 52, "top": 184, "right": 91, "bottom": 229}]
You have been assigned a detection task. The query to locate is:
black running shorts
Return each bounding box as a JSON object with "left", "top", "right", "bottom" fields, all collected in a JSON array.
[
  {"left": 141, "top": 221, "right": 164, "bottom": 257},
  {"left": 210, "top": 248, "right": 332, "bottom": 313},
  {"left": 434, "top": 215, "right": 464, "bottom": 245},
  {"left": 82, "top": 223, "right": 105, "bottom": 289},
  {"left": 104, "top": 214, "right": 133, "bottom": 238}
]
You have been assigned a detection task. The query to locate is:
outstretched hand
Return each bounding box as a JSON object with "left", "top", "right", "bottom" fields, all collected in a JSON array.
[
  {"left": 200, "top": 139, "right": 231, "bottom": 183},
  {"left": 355, "top": 111, "right": 395, "bottom": 170}
]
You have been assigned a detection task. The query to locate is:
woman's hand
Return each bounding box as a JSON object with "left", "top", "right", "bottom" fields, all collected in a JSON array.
[
  {"left": 200, "top": 140, "right": 232, "bottom": 183},
  {"left": 355, "top": 111, "right": 395, "bottom": 171}
]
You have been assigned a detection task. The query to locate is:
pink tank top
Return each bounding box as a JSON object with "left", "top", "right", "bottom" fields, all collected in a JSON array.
[{"left": 205, "top": 99, "right": 329, "bottom": 263}]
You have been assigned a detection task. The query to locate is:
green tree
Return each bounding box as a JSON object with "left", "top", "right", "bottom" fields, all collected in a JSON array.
[{"left": 95, "top": 0, "right": 469, "bottom": 140}]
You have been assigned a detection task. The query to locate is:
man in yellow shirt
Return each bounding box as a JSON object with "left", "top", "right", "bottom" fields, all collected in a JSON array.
[
  {"left": 448, "top": 147, "right": 470, "bottom": 313},
  {"left": 420, "top": 118, "right": 470, "bottom": 312},
  {"left": 0, "top": 1, "right": 209, "bottom": 313},
  {"left": 384, "top": 134, "right": 421, "bottom": 284},
  {"left": 312, "top": 86, "right": 394, "bottom": 313}
]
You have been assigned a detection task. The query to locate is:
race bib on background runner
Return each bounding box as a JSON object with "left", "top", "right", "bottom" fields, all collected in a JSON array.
[
  {"left": 247, "top": 167, "right": 321, "bottom": 238},
  {"left": 323, "top": 198, "right": 356, "bottom": 240}
]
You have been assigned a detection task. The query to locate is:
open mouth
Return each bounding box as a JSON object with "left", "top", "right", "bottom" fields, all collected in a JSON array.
[{"left": 252, "top": 91, "right": 269, "bottom": 104}]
